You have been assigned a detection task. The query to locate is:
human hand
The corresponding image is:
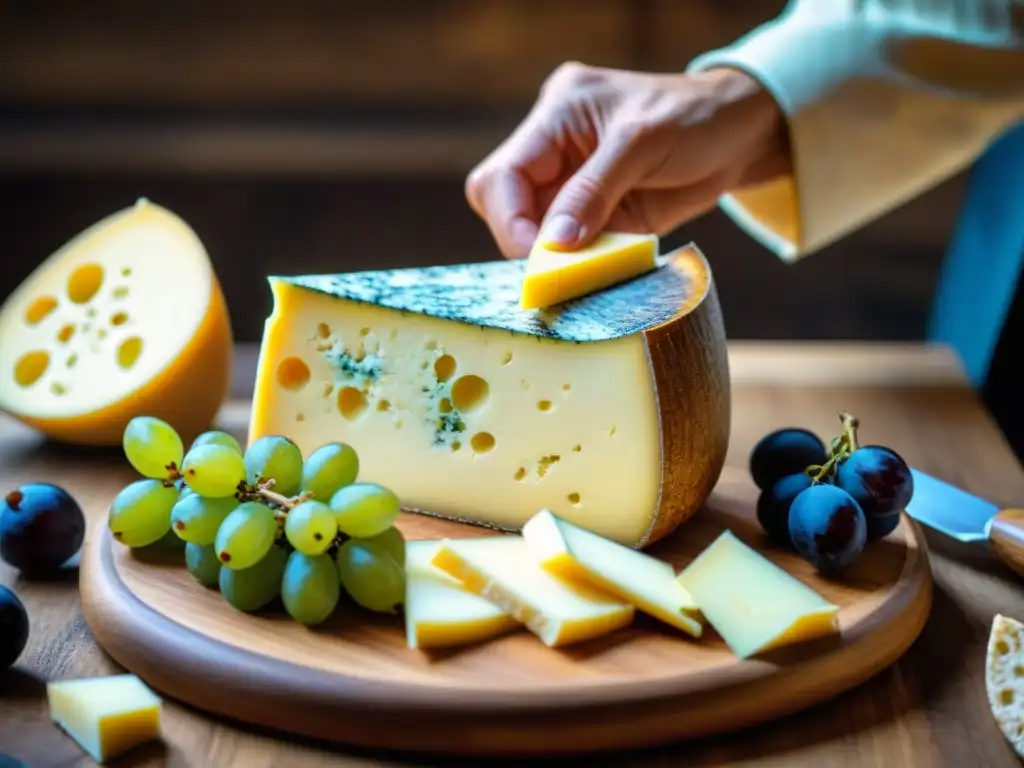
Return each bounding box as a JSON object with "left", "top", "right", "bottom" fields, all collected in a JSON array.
[{"left": 465, "top": 62, "right": 791, "bottom": 258}]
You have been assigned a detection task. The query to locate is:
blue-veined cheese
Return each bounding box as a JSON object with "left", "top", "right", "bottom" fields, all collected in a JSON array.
[{"left": 249, "top": 245, "right": 730, "bottom": 548}]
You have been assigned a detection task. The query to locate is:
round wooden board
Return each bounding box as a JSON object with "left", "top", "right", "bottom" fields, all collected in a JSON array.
[{"left": 80, "top": 466, "right": 933, "bottom": 758}]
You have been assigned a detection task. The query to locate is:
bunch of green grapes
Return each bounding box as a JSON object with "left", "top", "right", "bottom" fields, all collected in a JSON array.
[{"left": 108, "top": 416, "right": 408, "bottom": 626}]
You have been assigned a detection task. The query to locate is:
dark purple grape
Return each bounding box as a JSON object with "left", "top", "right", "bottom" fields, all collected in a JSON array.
[
  {"left": 0, "top": 484, "right": 85, "bottom": 574},
  {"left": 866, "top": 510, "right": 902, "bottom": 540},
  {"left": 0, "top": 585, "right": 29, "bottom": 670},
  {"left": 788, "top": 484, "right": 867, "bottom": 573},
  {"left": 749, "top": 428, "right": 828, "bottom": 491},
  {"left": 756, "top": 472, "right": 813, "bottom": 549},
  {"left": 836, "top": 445, "right": 914, "bottom": 517}
]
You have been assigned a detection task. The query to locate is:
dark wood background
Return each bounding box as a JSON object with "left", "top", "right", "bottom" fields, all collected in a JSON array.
[{"left": 0, "top": 0, "right": 966, "bottom": 344}]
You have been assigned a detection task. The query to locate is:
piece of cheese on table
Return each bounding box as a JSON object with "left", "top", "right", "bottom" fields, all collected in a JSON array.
[
  {"left": 0, "top": 198, "right": 233, "bottom": 446},
  {"left": 430, "top": 535, "right": 634, "bottom": 647},
  {"left": 985, "top": 613, "right": 1024, "bottom": 759},
  {"left": 676, "top": 530, "right": 839, "bottom": 659},
  {"left": 522, "top": 509, "right": 702, "bottom": 637},
  {"left": 519, "top": 231, "right": 658, "bottom": 310},
  {"left": 47, "top": 674, "right": 162, "bottom": 763},
  {"left": 249, "top": 244, "right": 729, "bottom": 548},
  {"left": 404, "top": 539, "right": 519, "bottom": 649}
]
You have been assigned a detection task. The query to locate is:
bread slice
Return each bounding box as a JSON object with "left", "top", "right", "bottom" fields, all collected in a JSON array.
[{"left": 985, "top": 613, "right": 1024, "bottom": 758}]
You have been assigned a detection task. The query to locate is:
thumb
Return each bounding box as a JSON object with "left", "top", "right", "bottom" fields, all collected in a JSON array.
[{"left": 537, "top": 128, "right": 647, "bottom": 250}]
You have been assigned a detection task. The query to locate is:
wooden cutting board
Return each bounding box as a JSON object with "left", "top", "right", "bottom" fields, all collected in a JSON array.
[{"left": 79, "top": 459, "right": 933, "bottom": 758}]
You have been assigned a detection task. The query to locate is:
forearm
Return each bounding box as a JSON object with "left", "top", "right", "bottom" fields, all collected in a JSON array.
[{"left": 688, "top": 0, "right": 1024, "bottom": 261}]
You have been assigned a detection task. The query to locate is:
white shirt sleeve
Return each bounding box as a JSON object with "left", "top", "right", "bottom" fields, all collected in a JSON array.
[{"left": 687, "top": 0, "right": 1024, "bottom": 262}]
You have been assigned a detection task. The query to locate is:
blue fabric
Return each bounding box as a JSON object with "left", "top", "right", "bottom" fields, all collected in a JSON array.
[{"left": 928, "top": 121, "right": 1024, "bottom": 387}]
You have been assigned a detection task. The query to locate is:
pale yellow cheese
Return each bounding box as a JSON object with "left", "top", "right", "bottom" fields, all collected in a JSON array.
[
  {"left": 47, "top": 674, "right": 162, "bottom": 763},
  {"left": 430, "top": 535, "right": 634, "bottom": 647},
  {"left": 521, "top": 509, "right": 702, "bottom": 637},
  {"left": 0, "top": 199, "right": 233, "bottom": 446},
  {"left": 520, "top": 231, "right": 658, "bottom": 309},
  {"left": 404, "top": 539, "right": 519, "bottom": 649},
  {"left": 675, "top": 530, "right": 839, "bottom": 659}
]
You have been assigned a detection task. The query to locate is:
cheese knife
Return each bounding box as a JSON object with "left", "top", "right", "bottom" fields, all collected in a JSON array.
[{"left": 905, "top": 467, "right": 1024, "bottom": 575}]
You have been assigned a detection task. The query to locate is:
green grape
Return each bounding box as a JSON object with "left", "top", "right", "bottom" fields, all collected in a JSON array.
[
  {"left": 108, "top": 479, "right": 177, "bottom": 548},
  {"left": 215, "top": 501, "right": 278, "bottom": 570},
  {"left": 284, "top": 500, "right": 338, "bottom": 556},
  {"left": 336, "top": 539, "right": 404, "bottom": 613},
  {"left": 122, "top": 416, "right": 184, "bottom": 480},
  {"left": 182, "top": 444, "right": 246, "bottom": 498},
  {"left": 185, "top": 542, "right": 221, "bottom": 587},
  {"left": 245, "top": 435, "right": 303, "bottom": 496},
  {"left": 220, "top": 545, "right": 287, "bottom": 612},
  {"left": 171, "top": 494, "right": 239, "bottom": 545},
  {"left": 177, "top": 480, "right": 194, "bottom": 500},
  {"left": 281, "top": 551, "right": 341, "bottom": 626},
  {"left": 360, "top": 526, "right": 405, "bottom": 568},
  {"left": 191, "top": 430, "right": 243, "bottom": 455},
  {"left": 301, "top": 442, "right": 359, "bottom": 501},
  {"left": 329, "top": 482, "right": 400, "bottom": 539}
]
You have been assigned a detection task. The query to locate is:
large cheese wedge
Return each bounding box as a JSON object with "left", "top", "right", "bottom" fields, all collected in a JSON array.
[
  {"left": 519, "top": 231, "right": 658, "bottom": 309},
  {"left": 47, "top": 673, "right": 163, "bottom": 763},
  {"left": 430, "top": 535, "right": 634, "bottom": 647},
  {"left": 0, "top": 199, "right": 233, "bottom": 446},
  {"left": 676, "top": 530, "right": 839, "bottom": 659},
  {"left": 521, "top": 509, "right": 702, "bottom": 637},
  {"left": 985, "top": 613, "right": 1024, "bottom": 759},
  {"left": 404, "top": 539, "right": 519, "bottom": 649},
  {"left": 249, "top": 244, "right": 729, "bottom": 548}
]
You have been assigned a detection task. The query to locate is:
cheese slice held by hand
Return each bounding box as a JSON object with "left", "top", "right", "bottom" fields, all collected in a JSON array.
[
  {"left": 431, "top": 535, "right": 634, "bottom": 647},
  {"left": 249, "top": 245, "right": 729, "bottom": 548},
  {"left": 522, "top": 509, "right": 702, "bottom": 637},
  {"left": 404, "top": 539, "right": 519, "bottom": 649},
  {"left": 520, "top": 231, "right": 658, "bottom": 310}
]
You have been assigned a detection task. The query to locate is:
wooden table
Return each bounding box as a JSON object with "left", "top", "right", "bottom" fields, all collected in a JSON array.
[{"left": 3, "top": 342, "right": 1024, "bottom": 768}]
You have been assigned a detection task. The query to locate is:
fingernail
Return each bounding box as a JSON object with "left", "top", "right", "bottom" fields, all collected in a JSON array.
[{"left": 540, "top": 214, "right": 580, "bottom": 248}]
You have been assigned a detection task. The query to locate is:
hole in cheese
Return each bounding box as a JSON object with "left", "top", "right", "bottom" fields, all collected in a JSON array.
[
  {"left": 568, "top": 492, "right": 581, "bottom": 505},
  {"left": 337, "top": 386, "right": 368, "bottom": 420},
  {"left": 316, "top": 323, "right": 331, "bottom": 339},
  {"left": 51, "top": 382, "right": 68, "bottom": 396},
  {"left": 537, "top": 400, "right": 552, "bottom": 412},
  {"left": 537, "top": 455, "right": 560, "bottom": 478},
  {"left": 276, "top": 356, "right": 311, "bottom": 391},
  {"left": 562, "top": 383, "right": 571, "bottom": 391},
  {"left": 110, "top": 312, "right": 128, "bottom": 326},
  {"left": 470, "top": 432, "right": 495, "bottom": 454},
  {"left": 67, "top": 354, "right": 78, "bottom": 368},
  {"left": 97, "top": 328, "right": 108, "bottom": 340},
  {"left": 998, "top": 640, "right": 1011, "bottom": 655},
  {"left": 359, "top": 327, "right": 371, "bottom": 336},
  {"left": 67, "top": 263, "right": 104, "bottom": 304},
  {"left": 438, "top": 398, "right": 453, "bottom": 414},
  {"left": 501, "top": 351, "right": 513, "bottom": 365},
  {"left": 25, "top": 296, "right": 58, "bottom": 325},
  {"left": 15, "top": 350, "right": 50, "bottom": 387},
  {"left": 121, "top": 267, "right": 132, "bottom": 277},
  {"left": 451, "top": 440, "right": 462, "bottom": 452},
  {"left": 425, "top": 339, "right": 438, "bottom": 351},
  {"left": 116, "top": 336, "right": 143, "bottom": 370},
  {"left": 434, "top": 354, "right": 456, "bottom": 382},
  {"left": 1002, "top": 689, "right": 1015, "bottom": 705},
  {"left": 451, "top": 375, "right": 489, "bottom": 412},
  {"left": 514, "top": 467, "right": 526, "bottom": 481},
  {"left": 112, "top": 286, "right": 129, "bottom": 299},
  {"left": 296, "top": 413, "right": 306, "bottom": 422},
  {"left": 322, "top": 383, "right": 334, "bottom": 397},
  {"left": 377, "top": 398, "right": 391, "bottom": 412},
  {"left": 1015, "top": 665, "right": 1024, "bottom": 677},
  {"left": 57, "top": 324, "right": 75, "bottom": 344},
  {"left": 572, "top": 444, "right": 582, "bottom": 452},
  {"left": 609, "top": 425, "right": 617, "bottom": 437}
]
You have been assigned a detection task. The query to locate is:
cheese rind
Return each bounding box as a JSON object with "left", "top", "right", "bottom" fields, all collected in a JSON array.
[
  {"left": 404, "top": 540, "right": 519, "bottom": 649},
  {"left": 675, "top": 530, "right": 839, "bottom": 659},
  {"left": 520, "top": 232, "right": 658, "bottom": 309},
  {"left": 47, "top": 674, "right": 162, "bottom": 762},
  {"left": 521, "top": 509, "right": 703, "bottom": 637},
  {"left": 0, "top": 199, "right": 233, "bottom": 445},
  {"left": 430, "top": 535, "right": 634, "bottom": 647},
  {"left": 249, "top": 246, "right": 730, "bottom": 548}
]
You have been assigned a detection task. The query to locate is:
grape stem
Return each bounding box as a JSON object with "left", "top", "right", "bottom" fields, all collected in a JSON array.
[
  {"left": 805, "top": 410, "right": 861, "bottom": 483},
  {"left": 252, "top": 479, "right": 312, "bottom": 513}
]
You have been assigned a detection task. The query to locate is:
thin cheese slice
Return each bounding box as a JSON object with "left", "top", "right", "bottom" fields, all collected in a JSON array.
[
  {"left": 0, "top": 199, "right": 233, "bottom": 446},
  {"left": 676, "top": 530, "right": 839, "bottom": 659},
  {"left": 47, "top": 674, "right": 162, "bottom": 763},
  {"left": 519, "top": 231, "right": 658, "bottom": 309},
  {"left": 430, "top": 535, "right": 634, "bottom": 647},
  {"left": 249, "top": 246, "right": 729, "bottom": 548},
  {"left": 985, "top": 613, "right": 1024, "bottom": 759},
  {"left": 404, "top": 539, "right": 519, "bottom": 649},
  {"left": 521, "top": 509, "right": 702, "bottom": 637}
]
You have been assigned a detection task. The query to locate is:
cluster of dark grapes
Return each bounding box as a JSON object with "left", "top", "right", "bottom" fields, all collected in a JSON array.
[
  {"left": 750, "top": 411, "right": 914, "bottom": 574},
  {"left": 0, "top": 483, "right": 85, "bottom": 671}
]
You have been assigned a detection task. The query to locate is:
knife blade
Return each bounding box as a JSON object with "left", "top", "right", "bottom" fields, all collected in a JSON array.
[{"left": 905, "top": 467, "right": 1024, "bottom": 574}]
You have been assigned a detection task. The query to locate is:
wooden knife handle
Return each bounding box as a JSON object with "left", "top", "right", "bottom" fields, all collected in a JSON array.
[{"left": 988, "top": 509, "right": 1024, "bottom": 575}]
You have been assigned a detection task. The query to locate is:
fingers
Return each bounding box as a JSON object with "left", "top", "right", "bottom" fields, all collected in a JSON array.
[
  {"left": 605, "top": 174, "right": 726, "bottom": 236},
  {"left": 537, "top": 122, "right": 651, "bottom": 251},
  {"left": 465, "top": 166, "right": 538, "bottom": 259}
]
